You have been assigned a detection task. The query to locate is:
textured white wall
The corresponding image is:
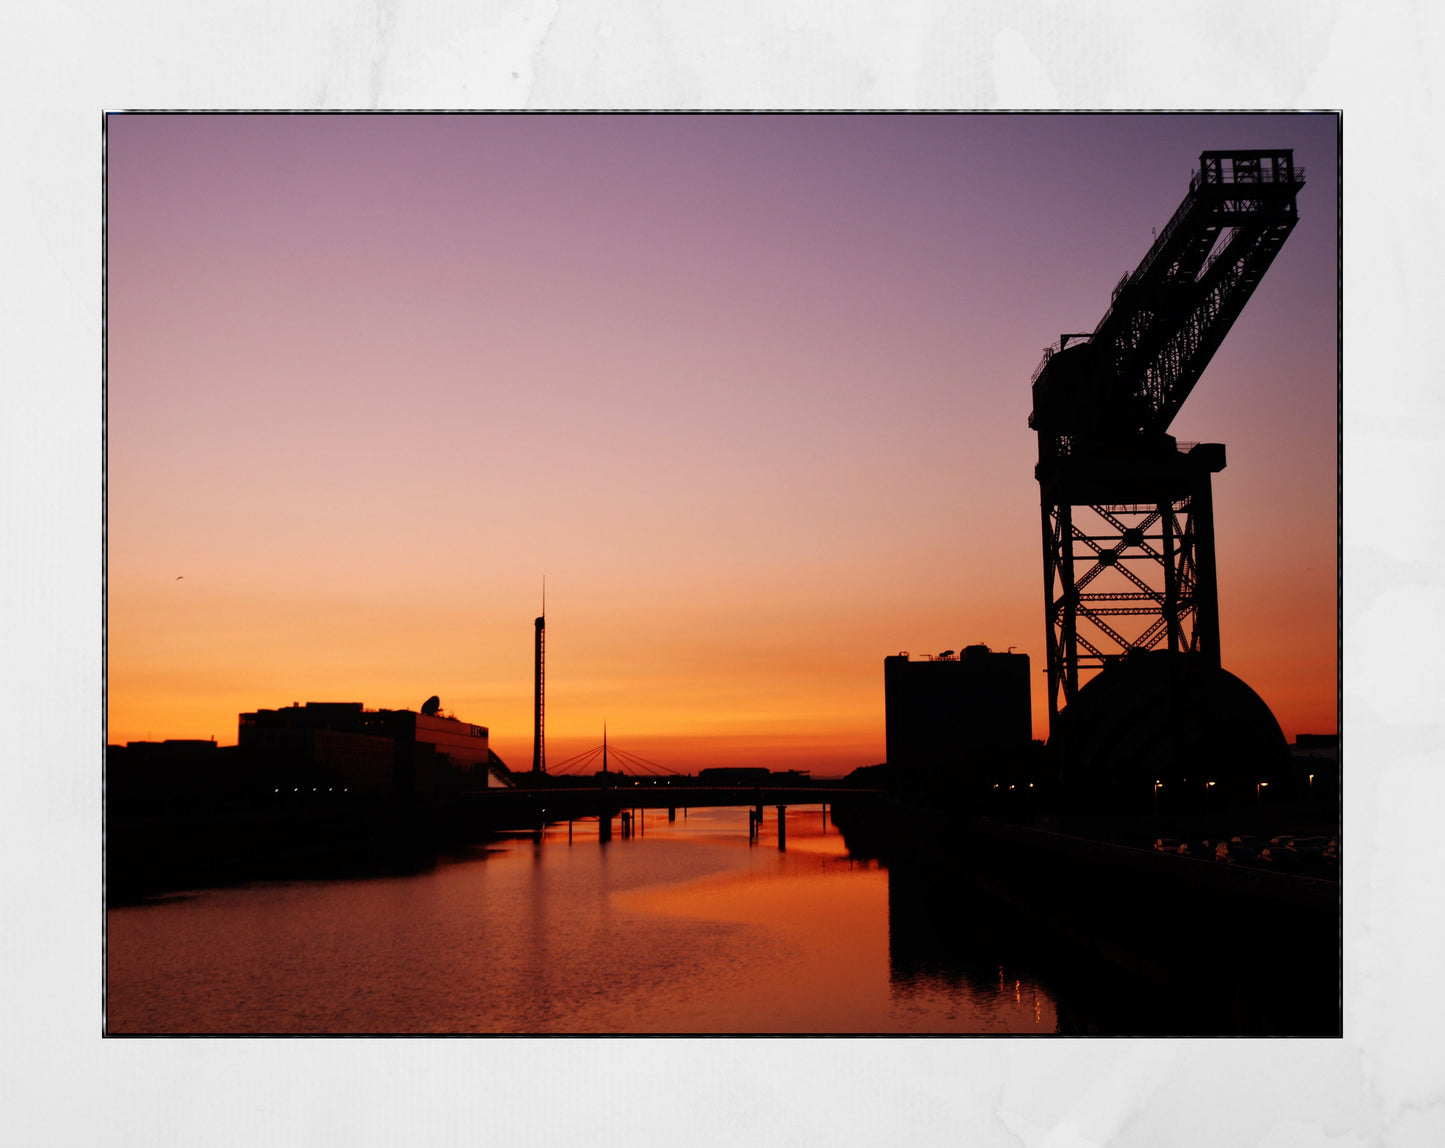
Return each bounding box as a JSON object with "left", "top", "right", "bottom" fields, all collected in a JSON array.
[{"left": 4, "top": 2, "right": 1440, "bottom": 1145}]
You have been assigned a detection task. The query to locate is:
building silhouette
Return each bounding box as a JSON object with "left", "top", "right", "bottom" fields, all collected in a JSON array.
[
  {"left": 238, "top": 699, "right": 511, "bottom": 799},
  {"left": 884, "top": 645, "right": 1031, "bottom": 796}
]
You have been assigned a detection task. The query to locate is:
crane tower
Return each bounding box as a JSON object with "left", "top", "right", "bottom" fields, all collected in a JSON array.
[{"left": 1029, "top": 150, "right": 1304, "bottom": 737}]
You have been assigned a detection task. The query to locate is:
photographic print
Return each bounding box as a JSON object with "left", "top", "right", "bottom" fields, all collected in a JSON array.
[{"left": 104, "top": 112, "right": 1339, "bottom": 1035}]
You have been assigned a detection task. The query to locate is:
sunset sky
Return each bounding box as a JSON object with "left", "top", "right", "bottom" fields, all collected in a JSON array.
[{"left": 106, "top": 112, "right": 1338, "bottom": 773}]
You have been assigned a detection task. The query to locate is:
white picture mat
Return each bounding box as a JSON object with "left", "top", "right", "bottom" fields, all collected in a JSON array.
[{"left": 1, "top": 2, "right": 1436, "bottom": 1144}]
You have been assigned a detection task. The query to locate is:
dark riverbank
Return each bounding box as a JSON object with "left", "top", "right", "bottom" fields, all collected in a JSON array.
[
  {"left": 830, "top": 796, "right": 1340, "bottom": 1035},
  {"left": 105, "top": 802, "right": 502, "bottom": 905},
  {"left": 106, "top": 781, "right": 872, "bottom": 904}
]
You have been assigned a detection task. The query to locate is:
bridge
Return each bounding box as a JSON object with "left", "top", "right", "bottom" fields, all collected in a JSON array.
[
  {"left": 456, "top": 735, "right": 884, "bottom": 844},
  {"left": 452, "top": 783, "right": 884, "bottom": 846}
]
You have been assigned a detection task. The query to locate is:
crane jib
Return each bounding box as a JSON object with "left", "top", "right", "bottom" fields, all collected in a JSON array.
[{"left": 1031, "top": 150, "right": 1303, "bottom": 451}]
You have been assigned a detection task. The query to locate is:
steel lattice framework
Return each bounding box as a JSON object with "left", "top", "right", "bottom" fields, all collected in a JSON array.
[
  {"left": 1042, "top": 495, "right": 1218, "bottom": 714},
  {"left": 1029, "top": 151, "right": 1302, "bottom": 733}
]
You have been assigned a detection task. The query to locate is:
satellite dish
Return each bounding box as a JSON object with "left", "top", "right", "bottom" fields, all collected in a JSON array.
[{"left": 421, "top": 695, "right": 441, "bottom": 716}]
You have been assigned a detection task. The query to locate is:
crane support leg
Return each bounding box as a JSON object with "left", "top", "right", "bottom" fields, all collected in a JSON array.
[
  {"left": 1190, "top": 470, "right": 1221, "bottom": 668},
  {"left": 1040, "top": 446, "right": 1224, "bottom": 735}
]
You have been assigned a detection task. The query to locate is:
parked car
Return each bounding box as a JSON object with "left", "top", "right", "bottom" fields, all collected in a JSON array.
[{"left": 1258, "top": 843, "right": 1300, "bottom": 870}]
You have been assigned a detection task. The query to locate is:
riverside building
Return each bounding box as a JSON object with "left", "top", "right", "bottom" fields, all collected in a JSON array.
[
  {"left": 238, "top": 699, "right": 511, "bottom": 799},
  {"left": 883, "top": 645, "right": 1032, "bottom": 796}
]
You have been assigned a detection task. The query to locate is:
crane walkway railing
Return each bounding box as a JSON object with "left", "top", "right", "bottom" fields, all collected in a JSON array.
[{"left": 1193, "top": 163, "right": 1305, "bottom": 189}]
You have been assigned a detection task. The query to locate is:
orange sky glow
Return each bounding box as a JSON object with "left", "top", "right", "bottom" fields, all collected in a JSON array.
[{"left": 106, "top": 113, "right": 1339, "bottom": 773}]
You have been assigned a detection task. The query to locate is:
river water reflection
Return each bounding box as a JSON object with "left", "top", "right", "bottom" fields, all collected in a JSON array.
[{"left": 106, "top": 805, "right": 1059, "bottom": 1034}]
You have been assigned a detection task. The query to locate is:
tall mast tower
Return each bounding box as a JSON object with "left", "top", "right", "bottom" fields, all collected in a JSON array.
[{"left": 532, "top": 580, "right": 545, "bottom": 775}]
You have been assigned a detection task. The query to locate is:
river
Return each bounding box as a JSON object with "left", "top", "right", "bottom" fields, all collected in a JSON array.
[{"left": 106, "top": 804, "right": 1061, "bottom": 1034}]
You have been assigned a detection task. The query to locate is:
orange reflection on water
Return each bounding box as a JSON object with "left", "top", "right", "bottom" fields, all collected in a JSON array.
[
  {"left": 616, "top": 808, "right": 1057, "bottom": 1033},
  {"left": 107, "top": 804, "right": 1061, "bottom": 1033},
  {"left": 612, "top": 814, "right": 890, "bottom": 1033}
]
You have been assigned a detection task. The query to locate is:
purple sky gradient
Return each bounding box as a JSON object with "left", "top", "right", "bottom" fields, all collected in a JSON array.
[{"left": 107, "top": 113, "right": 1338, "bottom": 768}]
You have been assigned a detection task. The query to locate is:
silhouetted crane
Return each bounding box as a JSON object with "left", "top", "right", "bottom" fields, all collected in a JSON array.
[{"left": 1028, "top": 150, "right": 1304, "bottom": 735}]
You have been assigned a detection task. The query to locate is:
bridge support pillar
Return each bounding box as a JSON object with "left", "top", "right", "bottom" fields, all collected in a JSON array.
[
  {"left": 776, "top": 806, "right": 787, "bottom": 850},
  {"left": 668, "top": 806, "right": 676, "bottom": 822},
  {"left": 599, "top": 813, "right": 612, "bottom": 843}
]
